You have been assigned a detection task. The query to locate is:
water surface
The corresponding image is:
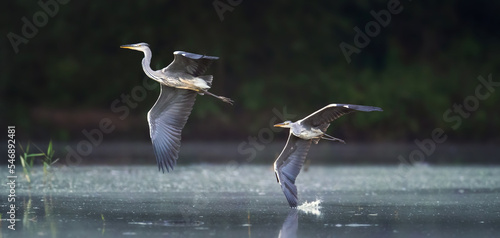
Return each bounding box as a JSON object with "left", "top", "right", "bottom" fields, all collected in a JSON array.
[{"left": 2, "top": 165, "right": 500, "bottom": 237}]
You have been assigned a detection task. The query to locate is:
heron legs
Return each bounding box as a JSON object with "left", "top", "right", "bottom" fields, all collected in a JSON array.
[
  {"left": 321, "top": 133, "right": 346, "bottom": 144},
  {"left": 204, "top": 91, "right": 234, "bottom": 105}
]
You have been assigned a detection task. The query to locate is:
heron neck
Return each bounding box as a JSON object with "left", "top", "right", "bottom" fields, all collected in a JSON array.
[{"left": 141, "top": 48, "right": 161, "bottom": 81}]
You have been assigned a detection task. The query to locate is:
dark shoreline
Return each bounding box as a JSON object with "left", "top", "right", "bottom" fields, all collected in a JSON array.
[{"left": 4, "top": 141, "right": 498, "bottom": 165}]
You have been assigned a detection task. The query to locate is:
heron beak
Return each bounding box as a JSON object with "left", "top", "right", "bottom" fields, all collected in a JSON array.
[
  {"left": 273, "top": 122, "right": 286, "bottom": 128},
  {"left": 120, "top": 44, "right": 136, "bottom": 50}
]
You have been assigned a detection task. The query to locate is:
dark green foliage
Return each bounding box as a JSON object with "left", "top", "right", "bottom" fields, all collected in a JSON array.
[{"left": 1, "top": 0, "right": 499, "bottom": 142}]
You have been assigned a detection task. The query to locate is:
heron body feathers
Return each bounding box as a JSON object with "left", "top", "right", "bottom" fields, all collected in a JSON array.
[
  {"left": 177, "top": 77, "right": 211, "bottom": 92},
  {"left": 292, "top": 122, "right": 324, "bottom": 140}
]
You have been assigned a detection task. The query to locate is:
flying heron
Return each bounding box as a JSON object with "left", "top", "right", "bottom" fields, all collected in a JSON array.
[
  {"left": 120, "top": 42, "right": 233, "bottom": 173},
  {"left": 273, "top": 103, "right": 382, "bottom": 207}
]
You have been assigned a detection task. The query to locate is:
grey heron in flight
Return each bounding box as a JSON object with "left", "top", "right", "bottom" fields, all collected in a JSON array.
[
  {"left": 273, "top": 103, "right": 382, "bottom": 207},
  {"left": 120, "top": 42, "right": 233, "bottom": 173}
]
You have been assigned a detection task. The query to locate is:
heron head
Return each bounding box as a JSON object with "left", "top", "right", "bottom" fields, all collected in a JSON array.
[
  {"left": 120, "top": 42, "right": 150, "bottom": 52},
  {"left": 274, "top": 121, "right": 293, "bottom": 128}
]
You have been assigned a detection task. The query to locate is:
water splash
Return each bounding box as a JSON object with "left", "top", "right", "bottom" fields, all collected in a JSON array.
[{"left": 297, "top": 199, "right": 322, "bottom": 216}]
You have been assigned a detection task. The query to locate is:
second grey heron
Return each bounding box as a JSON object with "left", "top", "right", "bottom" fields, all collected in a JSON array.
[
  {"left": 120, "top": 42, "right": 233, "bottom": 173},
  {"left": 273, "top": 103, "right": 382, "bottom": 207}
]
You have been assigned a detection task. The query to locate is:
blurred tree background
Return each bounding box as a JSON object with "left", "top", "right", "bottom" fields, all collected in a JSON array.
[{"left": 1, "top": 0, "right": 499, "bottom": 144}]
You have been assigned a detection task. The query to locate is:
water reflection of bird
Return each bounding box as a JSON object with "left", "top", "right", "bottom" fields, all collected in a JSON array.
[
  {"left": 121, "top": 43, "right": 233, "bottom": 173},
  {"left": 273, "top": 104, "right": 382, "bottom": 207},
  {"left": 278, "top": 209, "right": 298, "bottom": 238}
]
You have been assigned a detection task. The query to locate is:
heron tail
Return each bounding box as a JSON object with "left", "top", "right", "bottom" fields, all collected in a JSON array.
[
  {"left": 318, "top": 123, "right": 329, "bottom": 133},
  {"left": 198, "top": 75, "right": 213, "bottom": 87}
]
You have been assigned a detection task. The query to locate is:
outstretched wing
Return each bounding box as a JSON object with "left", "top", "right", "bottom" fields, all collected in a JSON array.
[
  {"left": 162, "top": 51, "right": 219, "bottom": 77},
  {"left": 300, "top": 103, "right": 383, "bottom": 127},
  {"left": 279, "top": 209, "right": 298, "bottom": 238},
  {"left": 274, "top": 133, "right": 312, "bottom": 207},
  {"left": 148, "top": 84, "right": 197, "bottom": 172}
]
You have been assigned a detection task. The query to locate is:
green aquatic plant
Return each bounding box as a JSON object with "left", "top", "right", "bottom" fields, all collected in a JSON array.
[
  {"left": 19, "top": 140, "right": 58, "bottom": 183},
  {"left": 101, "top": 214, "right": 106, "bottom": 235}
]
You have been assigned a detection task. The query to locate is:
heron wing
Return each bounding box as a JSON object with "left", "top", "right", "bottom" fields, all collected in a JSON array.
[
  {"left": 148, "top": 84, "right": 197, "bottom": 172},
  {"left": 274, "top": 133, "right": 312, "bottom": 207},
  {"left": 162, "top": 51, "right": 219, "bottom": 77},
  {"left": 300, "top": 103, "right": 383, "bottom": 127},
  {"left": 278, "top": 209, "right": 298, "bottom": 238}
]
